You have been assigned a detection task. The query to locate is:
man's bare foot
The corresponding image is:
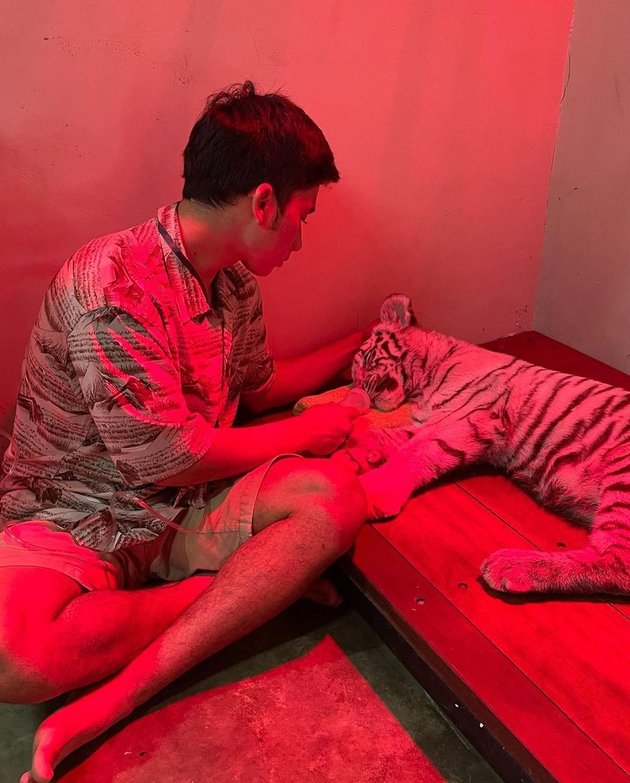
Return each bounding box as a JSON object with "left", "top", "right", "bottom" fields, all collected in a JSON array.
[
  {"left": 303, "top": 577, "right": 343, "bottom": 607},
  {"left": 20, "top": 684, "right": 133, "bottom": 783},
  {"left": 20, "top": 573, "right": 218, "bottom": 782},
  {"left": 18, "top": 575, "right": 341, "bottom": 782}
]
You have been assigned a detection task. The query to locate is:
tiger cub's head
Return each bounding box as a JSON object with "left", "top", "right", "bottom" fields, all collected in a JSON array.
[{"left": 352, "top": 293, "right": 417, "bottom": 412}]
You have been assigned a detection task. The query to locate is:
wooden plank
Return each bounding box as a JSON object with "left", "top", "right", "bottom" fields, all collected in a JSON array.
[
  {"left": 346, "top": 522, "right": 630, "bottom": 783},
  {"left": 458, "top": 472, "right": 590, "bottom": 550},
  {"left": 374, "top": 484, "right": 630, "bottom": 776},
  {"left": 456, "top": 473, "right": 630, "bottom": 619},
  {"left": 484, "top": 331, "right": 630, "bottom": 390}
]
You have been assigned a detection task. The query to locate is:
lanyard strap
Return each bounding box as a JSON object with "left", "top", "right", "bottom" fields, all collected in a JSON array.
[
  {"left": 156, "top": 218, "right": 225, "bottom": 394},
  {"left": 156, "top": 219, "right": 207, "bottom": 293}
]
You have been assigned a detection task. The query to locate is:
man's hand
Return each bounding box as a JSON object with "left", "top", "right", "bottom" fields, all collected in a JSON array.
[{"left": 297, "top": 403, "right": 363, "bottom": 456}]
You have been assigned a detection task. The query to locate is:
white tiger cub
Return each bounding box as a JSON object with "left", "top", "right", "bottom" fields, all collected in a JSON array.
[{"left": 346, "top": 293, "right": 630, "bottom": 595}]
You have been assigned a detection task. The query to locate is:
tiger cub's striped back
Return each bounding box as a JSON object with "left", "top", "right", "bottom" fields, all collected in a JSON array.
[{"left": 350, "top": 293, "right": 630, "bottom": 596}]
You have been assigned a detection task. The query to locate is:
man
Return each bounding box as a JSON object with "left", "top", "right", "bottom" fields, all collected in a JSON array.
[{"left": 0, "top": 82, "right": 369, "bottom": 783}]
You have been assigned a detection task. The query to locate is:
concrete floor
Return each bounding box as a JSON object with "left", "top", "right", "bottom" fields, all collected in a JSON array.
[{"left": 0, "top": 601, "right": 503, "bottom": 782}]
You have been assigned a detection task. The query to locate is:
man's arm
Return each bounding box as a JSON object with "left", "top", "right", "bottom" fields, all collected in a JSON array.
[
  {"left": 155, "top": 403, "right": 362, "bottom": 486},
  {"left": 241, "top": 326, "right": 372, "bottom": 415}
]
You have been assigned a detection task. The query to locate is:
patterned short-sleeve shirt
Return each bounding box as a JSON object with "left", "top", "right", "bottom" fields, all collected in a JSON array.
[{"left": 0, "top": 204, "right": 275, "bottom": 552}]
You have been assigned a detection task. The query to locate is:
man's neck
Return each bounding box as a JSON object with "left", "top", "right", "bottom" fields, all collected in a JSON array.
[{"left": 176, "top": 199, "right": 244, "bottom": 290}]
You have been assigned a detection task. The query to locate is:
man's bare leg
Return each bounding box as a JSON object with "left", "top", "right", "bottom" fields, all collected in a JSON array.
[
  {"left": 0, "top": 563, "right": 335, "bottom": 704},
  {"left": 21, "top": 459, "right": 365, "bottom": 783},
  {"left": 0, "top": 569, "right": 214, "bottom": 703}
]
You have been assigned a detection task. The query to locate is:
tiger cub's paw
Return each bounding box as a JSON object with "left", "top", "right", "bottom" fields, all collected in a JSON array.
[
  {"left": 481, "top": 548, "right": 560, "bottom": 593},
  {"left": 359, "top": 468, "right": 412, "bottom": 520}
]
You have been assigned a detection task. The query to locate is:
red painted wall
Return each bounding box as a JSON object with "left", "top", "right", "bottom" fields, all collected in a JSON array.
[{"left": 0, "top": 1, "right": 574, "bottom": 427}]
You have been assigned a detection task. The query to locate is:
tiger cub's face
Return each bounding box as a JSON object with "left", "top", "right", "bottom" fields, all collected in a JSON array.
[
  {"left": 352, "top": 293, "right": 415, "bottom": 412},
  {"left": 352, "top": 329, "right": 406, "bottom": 412}
]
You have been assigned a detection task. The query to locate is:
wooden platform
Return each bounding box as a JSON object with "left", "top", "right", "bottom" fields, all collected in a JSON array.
[{"left": 341, "top": 332, "right": 630, "bottom": 783}]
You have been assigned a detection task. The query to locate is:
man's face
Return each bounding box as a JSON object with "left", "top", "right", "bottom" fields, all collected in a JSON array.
[{"left": 245, "top": 186, "right": 319, "bottom": 276}]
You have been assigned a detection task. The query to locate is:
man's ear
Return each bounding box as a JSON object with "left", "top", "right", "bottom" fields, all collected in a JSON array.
[{"left": 251, "top": 183, "right": 280, "bottom": 229}]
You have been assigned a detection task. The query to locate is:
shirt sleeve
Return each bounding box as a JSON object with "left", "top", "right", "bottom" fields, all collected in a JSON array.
[{"left": 68, "top": 307, "right": 217, "bottom": 488}]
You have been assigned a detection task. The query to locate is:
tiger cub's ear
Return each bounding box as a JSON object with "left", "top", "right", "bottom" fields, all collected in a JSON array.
[{"left": 380, "top": 294, "right": 416, "bottom": 330}]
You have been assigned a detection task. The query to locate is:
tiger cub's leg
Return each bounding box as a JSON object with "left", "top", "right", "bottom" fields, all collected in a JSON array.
[
  {"left": 332, "top": 424, "right": 414, "bottom": 474},
  {"left": 360, "top": 413, "right": 498, "bottom": 520},
  {"left": 481, "top": 482, "right": 630, "bottom": 595}
]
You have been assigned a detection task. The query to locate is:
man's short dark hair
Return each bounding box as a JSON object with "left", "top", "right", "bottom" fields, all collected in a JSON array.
[{"left": 182, "top": 81, "right": 340, "bottom": 210}]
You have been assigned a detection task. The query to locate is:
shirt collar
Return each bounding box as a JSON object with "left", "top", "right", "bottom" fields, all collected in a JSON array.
[{"left": 157, "top": 203, "right": 212, "bottom": 321}]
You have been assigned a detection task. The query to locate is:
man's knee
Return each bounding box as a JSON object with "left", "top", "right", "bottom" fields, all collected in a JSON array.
[
  {"left": 256, "top": 458, "right": 367, "bottom": 550},
  {"left": 0, "top": 652, "right": 57, "bottom": 704},
  {"left": 0, "top": 612, "right": 60, "bottom": 703},
  {"left": 0, "top": 568, "right": 81, "bottom": 703},
  {"left": 302, "top": 459, "right": 367, "bottom": 517}
]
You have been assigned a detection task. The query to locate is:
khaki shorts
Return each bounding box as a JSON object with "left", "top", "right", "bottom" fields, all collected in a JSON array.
[{"left": 0, "top": 455, "right": 298, "bottom": 591}]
